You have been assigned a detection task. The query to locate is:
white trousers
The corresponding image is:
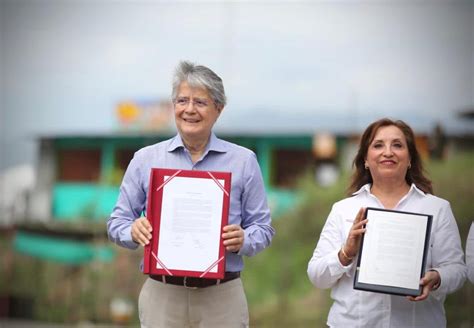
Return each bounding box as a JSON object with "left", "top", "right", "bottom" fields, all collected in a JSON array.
[{"left": 138, "top": 277, "right": 249, "bottom": 328}]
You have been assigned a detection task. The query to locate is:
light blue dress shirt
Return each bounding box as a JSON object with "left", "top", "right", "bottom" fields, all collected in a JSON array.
[{"left": 107, "top": 132, "right": 275, "bottom": 272}]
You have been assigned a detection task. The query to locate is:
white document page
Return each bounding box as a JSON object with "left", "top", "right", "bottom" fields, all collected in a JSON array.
[
  {"left": 358, "top": 210, "right": 428, "bottom": 290},
  {"left": 156, "top": 176, "right": 225, "bottom": 273}
]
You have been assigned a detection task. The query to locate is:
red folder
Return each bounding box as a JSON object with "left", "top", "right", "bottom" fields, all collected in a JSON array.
[{"left": 143, "top": 168, "right": 231, "bottom": 279}]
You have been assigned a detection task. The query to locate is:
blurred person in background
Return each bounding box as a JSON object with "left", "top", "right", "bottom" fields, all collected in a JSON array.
[
  {"left": 107, "top": 61, "right": 274, "bottom": 328},
  {"left": 467, "top": 222, "right": 474, "bottom": 284},
  {"left": 307, "top": 118, "right": 466, "bottom": 328}
]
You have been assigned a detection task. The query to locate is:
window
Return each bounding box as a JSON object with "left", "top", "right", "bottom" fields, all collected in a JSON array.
[
  {"left": 57, "top": 149, "right": 101, "bottom": 182},
  {"left": 273, "top": 149, "right": 314, "bottom": 188},
  {"left": 116, "top": 149, "right": 136, "bottom": 172}
]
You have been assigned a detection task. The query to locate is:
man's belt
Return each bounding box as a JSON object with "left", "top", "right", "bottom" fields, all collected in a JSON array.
[{"left": 149, "top": 271, "right": 240, "bottom": 289}]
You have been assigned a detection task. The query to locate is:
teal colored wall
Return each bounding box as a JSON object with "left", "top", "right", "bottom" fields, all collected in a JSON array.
[
  {"left": 53, "top": 183, "right": 119, "bottom": 220},
  {"left": 14, "top": 231, "right": 115, "bottom": 265}
]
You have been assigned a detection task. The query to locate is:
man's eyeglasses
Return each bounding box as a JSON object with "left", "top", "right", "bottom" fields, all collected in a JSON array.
[{"left": 174, "top": 97, "right": 213, "bottom": 109}]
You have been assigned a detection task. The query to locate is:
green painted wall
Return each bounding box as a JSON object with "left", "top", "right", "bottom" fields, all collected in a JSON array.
[{"left": 53, "top": 183, "right": 119, "bottom": 220}]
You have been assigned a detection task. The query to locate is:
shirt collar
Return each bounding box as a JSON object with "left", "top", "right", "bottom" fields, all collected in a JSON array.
[
  {"left": 167, "top": 132, "right": 228, "bottom": 153},
  {"left": 352, "top": 184, "right": 371, "bottom": 196},
  {"left": 409, "top": 183, "right": 426, "bottom": 196},
  {"left": 353, "top": 183, "right": 426, "bottom": 197}
]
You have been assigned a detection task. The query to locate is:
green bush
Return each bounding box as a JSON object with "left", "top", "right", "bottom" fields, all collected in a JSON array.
[{"left": 244, "top": 152, "right": 474, "bottom": 327}]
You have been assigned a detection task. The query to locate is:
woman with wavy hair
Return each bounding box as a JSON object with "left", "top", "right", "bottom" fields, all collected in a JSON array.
[{"left": 308, "top": 118, "right": 466, "bottom": 328}]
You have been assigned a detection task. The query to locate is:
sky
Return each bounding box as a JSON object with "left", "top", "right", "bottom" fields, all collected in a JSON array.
[{"left": 1, "top": 0, "right": 473, "bottom": 171}]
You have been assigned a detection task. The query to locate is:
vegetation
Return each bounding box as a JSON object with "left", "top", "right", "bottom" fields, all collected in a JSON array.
[
  {"left": 244, "top": 151, "right": 474, "bottom": 327},
  {"left": 0, "top": 152, "right": 472, "bottom": 326}
]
